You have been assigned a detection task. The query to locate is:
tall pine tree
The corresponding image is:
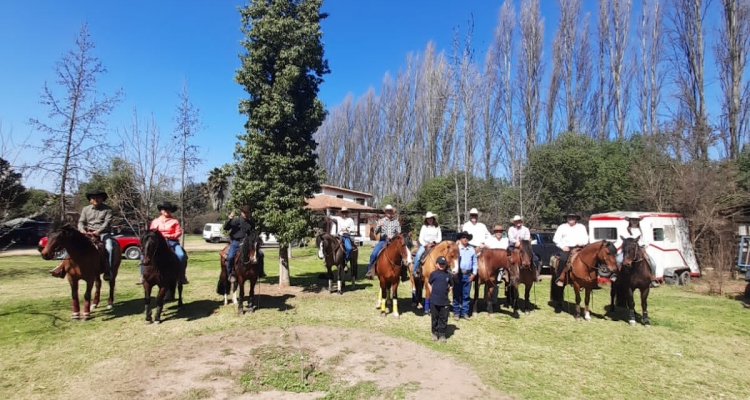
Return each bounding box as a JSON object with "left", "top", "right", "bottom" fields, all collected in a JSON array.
[{"left": 233, "top": 0, "right": 329, "bottom": 287}]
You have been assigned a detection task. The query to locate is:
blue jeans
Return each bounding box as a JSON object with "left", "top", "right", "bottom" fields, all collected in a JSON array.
[
  {"left": 368, "top": 238, "right": 387, "bottom": 271},
  {"left": 100, "top": 233, "right": 114, "bottom": 271},
  {"left": 226, "top": 239, "right": 264, "bottom": 276},
  {"left": 616, "top": 252, "right": 657, "bottom": 277},
  {"left": 452, "top": 273, "right": 472, "bottom": 317},
  {"left": 413, "top": 245, "right": 426, "bottom": 275},
  {"left": 342, "top": 236, "right": 352, "bottom": 261}
]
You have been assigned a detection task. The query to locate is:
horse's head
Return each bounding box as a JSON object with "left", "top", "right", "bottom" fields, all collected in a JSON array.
[
  {"left": 595, "top": 240, "right": 619, "bottom": 273},
  {"left": 441, "top": 241, "right": 460, "bottom": 272},
  {"left": 40, "top": 224, "right": 77, "bottom": 260},
  {"left": 140, "top": 229, "right": 166, "bottom": 266},
  {"left": 519, "top": 240, "right": 533, "bottom": 268},
  {"left": 315, "top": 232, "right": 330, "bottom": 259},
  {"left": 240, "top": 231, "right": 262, "bottom": 264},
  {"left": 619, "top": 235, "right": 641, "bottom": 269},
  {"left": 389, "top": 234, "right": 411, "bottom": 266}
]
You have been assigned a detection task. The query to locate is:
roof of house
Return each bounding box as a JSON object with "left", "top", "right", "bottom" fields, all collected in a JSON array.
[
  {"left": 319, "top": 184, "right": 373, "bottom": 198},
  {"left": 305, "top": 194, "right": 377, "bottom": 211}
]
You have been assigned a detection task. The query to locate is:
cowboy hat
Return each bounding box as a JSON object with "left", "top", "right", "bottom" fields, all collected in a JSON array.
[
  {"left": 383, "top": 204, "right": 394, "bottom": 211},
  {"left": 469, "top": 208, "right": 479, "bottom": 215},
  {"left": 493, "top": 225, "right": 505, "bottom": 232},
  {"left": 157, "top": 201, "right": 178, "bottom": 212},
  {"left": 85, "top": 189, "right": 108, "bottom": 202},
  {"left": 562, "top": 212, "right": 581, "bottom": 220},
  {"left": 424, "top": 211, "right": 437, "bottom": 219},
  {"left": 511, "top": 215, "right": 523, "bottom": 223},
  {"left": 457, "top": 231, "right": 473, "bottom": 240},
  {"left": 340, "top": 207, "right": 349, "bottom": 212},
  {"left": 240, "top": 205, "right": 251, "bottom": 215}
]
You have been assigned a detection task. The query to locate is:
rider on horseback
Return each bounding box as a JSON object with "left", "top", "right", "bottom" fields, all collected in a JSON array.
[
  {"left": 365, "top": 204, "right": 408, "bottom": 281},
  {"left": 329, "top": 207, "right": 356, "bottom": 262},
  {"left": 138, "top": 201, "right": 188, "bottom": 285},
  {"left": 508, "top": 215, "right": 542, "bottom": 282},
  {"left": 225, "top": 205, "right": 266, "bottom": 281},
  {"left": 50, "top": 189, "right": 116, "bottom": 281},
  {"left": 553, "top": 212, "right": 589, "bottom": 287},
  {"left": 413, "top": 212, "right": 442, "bottom": 277},
  {"left": 462, "top": 208, "right": 491, "bottom": 253},
  {"left": 615, "top": 216, "right": 660, "bottom": 287}
]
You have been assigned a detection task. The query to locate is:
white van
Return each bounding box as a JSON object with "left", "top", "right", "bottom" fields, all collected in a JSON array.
[{"left": 203, "top": 223, "right": 229, "bottom": 243}]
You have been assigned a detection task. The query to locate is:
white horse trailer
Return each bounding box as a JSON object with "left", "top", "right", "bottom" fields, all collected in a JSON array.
[{"left": 588, "top": 211, "right": 700, "bottom": 285}]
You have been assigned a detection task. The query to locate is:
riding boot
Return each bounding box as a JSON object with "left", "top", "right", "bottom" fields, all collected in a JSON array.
[
  {"left": 258, "top": 262, "right": 267, "bottom": 278},
  {"left": 365, "top": 265, "right": 374, "bottom": 279},
  {"left": 49, "top": 263, "right": 66, "bottom": 279},
  {"left": 229, "top": 268, "right": 236, "bottom": 283}
]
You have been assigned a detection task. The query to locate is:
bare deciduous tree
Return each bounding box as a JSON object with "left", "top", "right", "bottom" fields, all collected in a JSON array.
[
  {"left": 606, "top": 0, "right": 633, "bottom": 139},
  {"left": 638, "top": 0, "right": 666, "bottom": 137},
  {"left": 518, "top": 0, "right": 545, "bottom": 154},
  {"left": 546, "top": 33, "right": 562, "bottom": 141},
  {"left": 173, "top": 81, "right": 203, "bottom": 246},
  {"left": 29, "top": 24, "right": 123, "bottom": 219},
  {"left": 594, "top": 0, "right": 611, "bottom": 140}
]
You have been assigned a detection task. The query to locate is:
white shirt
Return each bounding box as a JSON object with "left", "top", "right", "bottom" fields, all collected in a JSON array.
[
  {"left": 486, "top": 235, "right": 509, "bottom": 250},
  {"left": 507, "top": 225, "right": 531, "bottom": 246},
  {"left": 622, "top": 227, "right": 648, "bottom": 247},
  {"left": 330, "top": 216, "right": 356, "bottom": 236},
  {"left": 462, "top": 221, "right": 491, "bottom": 247},
  {"left": 553, "top": 223, "right": 589, "bottom": 249},
  {"left": 418, "top": 225, "right": 442, "bottom": 246}
]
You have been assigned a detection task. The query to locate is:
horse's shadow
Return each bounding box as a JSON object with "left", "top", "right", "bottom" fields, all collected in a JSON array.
[
  {"left": 445, "top": 324, "right": 459, "bottom": 339},
  {"left": 605, "top": 304, "right": 649, "bottom": 324},
  {"left": 548, "top": 298, "right": 607, "bottom": 320},
  {"left": 101, "top": 297, "right": 223, "bottom": 322},
  {"left": 290, "top": 271, "right": 370, "bottom": 294}
]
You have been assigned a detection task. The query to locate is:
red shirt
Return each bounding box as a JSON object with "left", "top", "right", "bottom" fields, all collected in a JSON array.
[{"left": 150, "top": 216, "right": 182, "bottom": 241}]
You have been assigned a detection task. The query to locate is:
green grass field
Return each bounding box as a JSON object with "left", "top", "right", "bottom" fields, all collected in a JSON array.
[{"left": 1, "top": 246, "right": 749, "bottom": 399}]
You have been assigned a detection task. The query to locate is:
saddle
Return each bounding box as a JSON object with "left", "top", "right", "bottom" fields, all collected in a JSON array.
[
  {"left": 414, "top": 244, "right": 437, "bottom": 275},
  {"left": 567, "top": 247, "right": 582, "bottom": 268},
  {"left": 87, "top": 236, "right": 109, "bottom": 273}
]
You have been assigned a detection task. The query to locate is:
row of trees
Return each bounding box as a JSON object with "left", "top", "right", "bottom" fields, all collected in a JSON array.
[{"left": 315, "top": 0, "right": 750, "bottom": 210}]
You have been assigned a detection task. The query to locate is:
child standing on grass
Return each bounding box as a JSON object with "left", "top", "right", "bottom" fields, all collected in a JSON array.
[{"left": 428, "top": 256, "right": 453, "bottom": 342}]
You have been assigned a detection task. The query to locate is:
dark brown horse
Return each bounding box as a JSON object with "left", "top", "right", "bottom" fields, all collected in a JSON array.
[
  {"left": 474, "top": 248, "right": 520, "bottom": 316},
  {"left": 40, "top": 225, "right": 122, "bottom": 319},
  {"left": 316, "top": 233, "right": 358, "bottom": 294},
  {"left": 140, "top": 229, "right": 183, "bottom": 323},
  {"left": 507, "top": 240, "right": 538, "bottom": 316},
  {"left": 410, "top": 240, "right": 459, "bottom": 313},
  {"left": 218, "top": 231, "right": 262, "bottom": 314},
  {"left": 374, "top": 234, "right": 410, "bottom": 317},
  {"left": 608, "top": 236, "right": 652, "bottom": 326},
  {"left": 555, "top": 240, "right": 619, "bottom": 321}
]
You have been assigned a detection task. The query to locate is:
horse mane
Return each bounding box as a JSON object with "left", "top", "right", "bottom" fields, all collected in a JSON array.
[
  {"left": 58, "top": 224, "right": 96, "bottom": 251},
  {"left": 141, "top": 229, "right": 171, "bottom": 264},
  {"left": 240, "top": 230, "right": 261, "bottom": 263},
  {"left": 520, "top": 240, "right": 533, "bottom": 258}
]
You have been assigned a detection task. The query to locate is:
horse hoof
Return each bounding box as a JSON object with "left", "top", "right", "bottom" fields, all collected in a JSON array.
[
  {"left": 644, "top": 322, "right": 651, "bottom": 327},
  {"left": 71, "top": 312, "right": 79, "bottom": 320},
  {"left": 154, "top": 320, "right": 161, "bottom": 325},
  {"left": 91, "top": 303, "right": 98, "bottom": 310},
  {"left": 106, "top": 305, "right": 113, "bottom": 310},
  {"left": 145, "top": 320, "right": 152, "bottom": 324},
  {"left": 524, "top": 311, "right": 531, "bottom": 316},
  {"left": 629, "top": 320, "right": 636, "bottom": 326},
  {"left": 380, "top": 312, "right": 386, "bottom": 317},
  {"left": 393, "top": 312, "right": 400, "bottom": 318},
  {"left": 584, "top": 314, "right": 591, "bottom": 321}
]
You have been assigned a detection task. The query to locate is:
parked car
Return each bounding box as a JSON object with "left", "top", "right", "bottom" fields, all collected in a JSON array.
[
  {"left": 441, "top": 229, "right": 458, "bottom": 242},
  {"left": 0, "top": 219, "right": 50, "bottom": 247},
  {"left": 37, "top": 235, "right": 142, "bottom": 260},
  {"left": 203, "top": 223, "right": 229, "bottom": 243},
  {"left": 530, "top": 231, "right": 562, "bottom": 272}
]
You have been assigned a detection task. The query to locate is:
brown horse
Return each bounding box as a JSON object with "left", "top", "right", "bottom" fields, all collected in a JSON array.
[
  {"left": 374, "top": 234, "right": 410, "bottom": 317},
  {"left": 555, "top": 240, "right": 619, "bottom": 321},
  {"left": 316, "top": 233, "right": 359, "bottom": 294},
  {"left": 474, "top": 248, "right": 520, "bottom": 315},
  {"left": 218, "top": 231, "right": 263, "bottom": 314},
  {"left": 410, "top": 240, "right": 460, "bottom": 313},
  {"left": 40, "top": 225, "right": 122, "bottom": 319},
  {"left": 608, "top": 236, "right": 652, "bottom": 326},
  {"left": 140, "top": 229, "right": 183, "bottom": 324},
  {"left": 506, "top": 240, "right": 538, "bottom": 316}
]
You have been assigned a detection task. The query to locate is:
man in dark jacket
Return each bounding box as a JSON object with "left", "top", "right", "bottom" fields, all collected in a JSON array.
[{"left": 224, "top": 205, "right": 266, "bottom": 279}]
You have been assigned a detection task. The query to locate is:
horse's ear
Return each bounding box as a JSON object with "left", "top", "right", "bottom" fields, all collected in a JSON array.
[
  {"left": 620, "top": 235, "right": 626, "bottom": 241},
  {"left": 635, "top": 235, "right": 641, "bottom": 242}
]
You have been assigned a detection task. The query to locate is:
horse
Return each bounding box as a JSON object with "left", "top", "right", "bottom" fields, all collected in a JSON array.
[
  {"left": 374, "top": 234, "right": 410, "bottom": 317},
  {"left": 315, "top": 233, "right": 358, "bottom": 294},
  {"left": 553, "top": 240, "right": 619, "bottom": 321},
  {"left": 506, "top": 240, "right": 538, "bottom": 316},
  {"left": 608, "top": 236, "right": 652, "bottom": 326},
  {"left": 140, "top": 229, "right": 183, "bottom": 323},
  {"left": 410, "top": 240, "right": 460, "bottom": 313},
  {"left": 218, "top": 231, "right": 262, "bottom": 314},
  {"left": 474, "top": 248, "right": 520, "bottom": 316},
  {"left": 40, "top": 224, "right": 122, "bottom": 319}
]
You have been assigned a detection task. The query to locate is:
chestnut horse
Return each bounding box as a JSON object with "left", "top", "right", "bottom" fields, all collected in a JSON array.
[
  {"left": 40, "top": 225, "right": 122, "bottom": 319},
  {"left": 608, "top": 236, "right": 652, "bottom": 326},
  {"left": 474, "top": 248, "right": 520, "bottom": 316},
  {"left": 507, "top": 240, "right": 538, "bottom": 316},
  {"left": 410, "top": 240, "right": 460, "bottom": 313},
  {"left": 316, "top": 233, "right": 358, "bottom": 294},
  {"left": 374, "top": 234, "right": 410, "bottom": 317},
  {"left": 555, "top": 240, "right": 619, "bottom": 321},
  {"left": 140, "top": 230, "right": 183, "bottom": 323},
  {"left": 218, "top": 231, "right": 262, "bottom": 314}
]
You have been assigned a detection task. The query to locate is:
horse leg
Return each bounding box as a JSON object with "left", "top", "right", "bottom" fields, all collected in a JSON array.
[
  {"left": 337, "top": 262, "right": 344, "bottom": 295},
  {"left": 392, "top": 283, "right": 400, "bottom": 318},
  {"left": 512, "top": 284, "right": 520, "bottom": 319},
  {"left": 608, "top": 281, "right": 616, "bottom": 315},
  {"left": 641, "top": 287, "right": 650, "bottom": 326},
  {"left": 628, "top": 287, "right": 637, "bottom": 326},
  {"left": 177, "top": 279, "right": 183, "bottom": 308},
  {"left": 154, "top": 286, "right": 167, "bottom": 324},
  {"left": 70, "top": 279, "right": 80, "bottom": 320},
  {"left": 473, "top": 280, "right": 480, "bottom": 315},
  {"left": 237, "top": 277, "right": 245, "bottom": 315},
  {"left": 573, "top": 283, "right": 582, "bottom": 320},
  {"left": 380, "top": 284, "right": 388, "bottom": 316},
  {"left": 92, "top": 276, "right": 101, "bottom": 309},
  {"left": 82, "top": 279, "right": 93, "bottom": 320},
  {"left": 144, "top": 282, "right": 153, "bottom": 323},
  {"left": 524, "top": 284, "right": 532, "bottom": 315},
  {"left": 350, "top": 249, "right": 358, "bottom": 286},
  {"left": 583, "top": 288, "right": 592, "bottom": 321},
  {"left": 327, "top": 265, "right": 333, "bottom": 294},
  {"left": 247, "top": 277, "right": 256, "bottom": 313},
  {"left": 232, "top": 280, "right": 238, "bottom": 305},
  {"left": 487, "top": 283, "right": 495, "bottom": 315},
  {"left": 107, "top": 276, "right": 116, "bottom": 310}
]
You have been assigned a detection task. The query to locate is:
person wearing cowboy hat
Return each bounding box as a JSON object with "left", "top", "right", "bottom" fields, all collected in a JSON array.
[
  {"left": 507, "top": 215, "right": 542, "bottom": 282},
  {"left": 453, "top": 231, "right": 477, "bottom": 320},
  {"left": 552, "top": 212, "right": 589, "bottom": 288},
  {"left": 224, "top": 205, "right": 266, "bottom": 280},
  {"left": 412, "top": 212, "right": 442, "bottom": 278},
  {"left": 138, "top": 201, "right": 189, "bottom": 284},
  {"left": 461, "top": 208, "right": 492, "bottom": 251},
  {"left": 486, "top": 225, "right": 509, "bottom": 249},
  {"left": 615, "top": 216, "right": 660, "bottom": 287},
  {"left": 365, "top": 204, "right": 409, "bottom": 281},
  {"left": 329, "top": 207, "right": 356, "bottom": 262}
]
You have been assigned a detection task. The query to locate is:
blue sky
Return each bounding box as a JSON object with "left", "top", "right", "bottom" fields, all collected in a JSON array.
[{"left": 1, "top": 0, "right": 721, "bottom": 191}]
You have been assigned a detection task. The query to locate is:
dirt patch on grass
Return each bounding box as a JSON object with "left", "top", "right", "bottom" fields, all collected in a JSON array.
[
  {"left": 64, "top": 326, "right": 506, "bottom": 400},
  {"left": 686, "top": 271, "right": 748, "bottom": 297}
]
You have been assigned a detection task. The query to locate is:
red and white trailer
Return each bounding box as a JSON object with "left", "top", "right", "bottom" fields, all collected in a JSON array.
[{"left": 588, "top": 211, "right": 700, "bottom": 285}]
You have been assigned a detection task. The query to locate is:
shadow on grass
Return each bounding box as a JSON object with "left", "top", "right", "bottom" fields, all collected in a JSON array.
[{"left": 281, "top": 271, "right": 372, "bottom": 294}]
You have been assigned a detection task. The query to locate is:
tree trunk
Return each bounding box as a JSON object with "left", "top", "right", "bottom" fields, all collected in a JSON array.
[{"left": 279, "top": 244, "right": 291, "bottom": 288}]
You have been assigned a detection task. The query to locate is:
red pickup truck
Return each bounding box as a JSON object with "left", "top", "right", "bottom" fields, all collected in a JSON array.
[{"left": 38, "top": 235, "right": 142, "bottom": 260}]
